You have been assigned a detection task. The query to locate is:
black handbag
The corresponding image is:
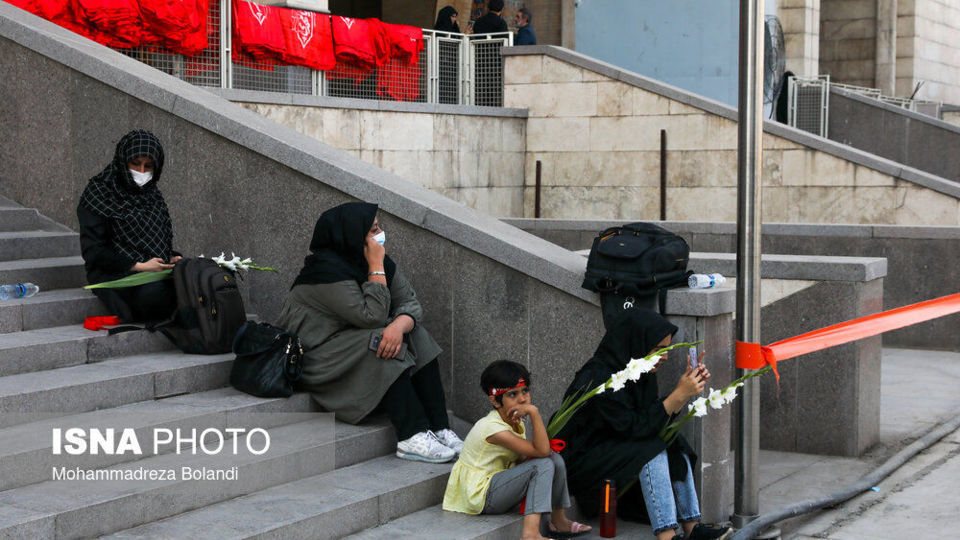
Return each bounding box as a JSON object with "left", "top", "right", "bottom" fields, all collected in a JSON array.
[{"left": 230, "top": 321, "right": 304, "bottom": 398}]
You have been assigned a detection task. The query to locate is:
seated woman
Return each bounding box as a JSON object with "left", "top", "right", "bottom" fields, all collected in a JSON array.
[
  {"left": 78, "top": 129, "right": 180, "bottom": 323},
  {"left": 276, "top": 202, "right": 463, "bottom": 463},
  {"left": 556, "top": 309, "right": 731, "bottom": 540},
  {"left": 443, "top": 360, "right": 590, "bottom": 540}
]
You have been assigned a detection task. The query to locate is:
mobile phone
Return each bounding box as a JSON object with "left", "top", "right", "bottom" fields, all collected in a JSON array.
[
  {"left": 368, "top": 333, "right": 408, "bottom": 358},
  {"left": 689, "top": 345, "right": 699, "bottom": 370}
]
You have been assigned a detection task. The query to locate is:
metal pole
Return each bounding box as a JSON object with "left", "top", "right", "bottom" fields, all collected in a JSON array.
[
  {"left": 534, "top": 160, "right": 542, "bottom": 218},
  {"left": 660, "top": 129, "right": 667, "bottom": 221},
  {"left": 734, "top": 0, "right": 764, "bottom": 530}
]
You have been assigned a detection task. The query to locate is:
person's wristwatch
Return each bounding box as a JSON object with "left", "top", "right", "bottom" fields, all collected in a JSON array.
[{"left": 368, "top": 271, "right": 386, "bottom": 276}]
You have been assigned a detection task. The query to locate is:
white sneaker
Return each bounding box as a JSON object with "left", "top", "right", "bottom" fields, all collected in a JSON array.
[
  {"left": 433, "top": 428, "right": 464, "bottom": 455},
  {"left": 396, "top": 431, "right": 455, "bottom": 463}
]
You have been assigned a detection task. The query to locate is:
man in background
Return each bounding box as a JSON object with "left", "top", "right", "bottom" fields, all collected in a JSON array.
[
  {"left": 514, "top": 7, "right": 536, "bottom": 45},
  {"left": 472, "top": 0, "right": 507, "bottom": 34}
]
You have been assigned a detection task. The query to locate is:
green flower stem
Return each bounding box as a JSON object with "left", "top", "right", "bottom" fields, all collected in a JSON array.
[{"left": 84, "top": 270, "right": 173, "bottom": 289}]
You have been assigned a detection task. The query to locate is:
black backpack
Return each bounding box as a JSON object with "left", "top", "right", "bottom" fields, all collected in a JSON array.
[
  {"left": 582, "top": 223, "right": 692, "bottom": 328},
  {"left": 160, "top": 258, "right": 247, "bottom": 354}
]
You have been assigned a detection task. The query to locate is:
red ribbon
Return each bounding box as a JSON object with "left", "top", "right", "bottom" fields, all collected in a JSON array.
[
  {"left": 735, "top": 292, "right": 960, "bottom": 376},
  {"left": 83, "top": 316, "right": 121, "bottom": 331}
]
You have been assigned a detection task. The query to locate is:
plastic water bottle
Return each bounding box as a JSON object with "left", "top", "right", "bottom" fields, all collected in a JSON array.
[
  {"left": 0, "top": 283, "right": 39, "bottom": 300},
  {"left": 688, "top": 273, "right": 726, "bottom": 289}
]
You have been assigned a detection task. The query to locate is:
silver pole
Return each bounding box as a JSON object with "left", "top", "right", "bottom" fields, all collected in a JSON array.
[{"left": 734, "top": 0, "right": 764, "bottom": 530}]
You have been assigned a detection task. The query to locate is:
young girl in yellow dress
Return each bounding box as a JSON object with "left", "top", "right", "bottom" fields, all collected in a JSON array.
[{"left": 443, "top": 360, "right": 591, "bottom": 540}]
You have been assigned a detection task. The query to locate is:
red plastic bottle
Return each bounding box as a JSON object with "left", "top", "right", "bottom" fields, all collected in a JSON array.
[{"left": 599, "top": 479, "right": 617, "bottom": 537}]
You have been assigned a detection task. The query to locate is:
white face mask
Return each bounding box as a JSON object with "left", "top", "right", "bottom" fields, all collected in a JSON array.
[
  {"left": 129, "top": 169, "right": 153, "bottom": 187},
  {"left": 372, "top": 231, "right": 386, "bottom": 246}
]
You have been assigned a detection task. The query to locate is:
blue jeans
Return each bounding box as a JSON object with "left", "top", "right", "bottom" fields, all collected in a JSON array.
[{"left": 639, "top": 450, "right": 701, "bottom": 534}]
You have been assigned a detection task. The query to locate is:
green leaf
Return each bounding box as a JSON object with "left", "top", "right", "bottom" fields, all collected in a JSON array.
[{"left": 84, "top": 270, "right": 173, "bottom": 289}]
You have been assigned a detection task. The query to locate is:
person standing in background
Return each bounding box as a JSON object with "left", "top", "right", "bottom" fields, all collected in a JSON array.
[
  {"left": 472, "top": 0, "right": 507, "bottom": 34},
  {"left": 514, "top": 7, "right": 536, "bottom": 45}
]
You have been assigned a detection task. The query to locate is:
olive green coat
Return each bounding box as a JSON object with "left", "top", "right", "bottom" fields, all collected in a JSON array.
[{"left": 275, "top": 269, "right": 442, "bottom": 424}]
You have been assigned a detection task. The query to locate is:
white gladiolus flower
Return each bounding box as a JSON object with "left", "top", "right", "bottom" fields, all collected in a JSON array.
[
  {"left": 721, "top": 382, "right": 744, "bottom": 404},
  {"left": 707, "top": 388, "right": 724, "bottom": 409},
  {"left": 608, "top": 371, "right": 629, "bottom": 392},
  {"left": 689, "top": 397, "right": 708, "bottom": 417},
  {"left": 239, "top": 257, "right": 253, "bottom": 271}
]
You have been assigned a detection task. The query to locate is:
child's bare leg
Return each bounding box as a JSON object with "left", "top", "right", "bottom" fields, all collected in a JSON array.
[
  {"left": 681, "top": 520, "right": 698, "bottom": 537},
  {"left": 521, "top": 513, "right": 545, "bottom": 540},
  {"left": 550, "top": 508, "right": 571, "bottom": 529}
]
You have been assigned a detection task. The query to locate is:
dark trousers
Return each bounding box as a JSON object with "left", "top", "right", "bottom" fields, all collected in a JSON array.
[
  {"left": 93, "top": 280, "right": 176, "bottom": 323},
  {"left": 379, "top": 359, "right": 450, "bottom": 441}
]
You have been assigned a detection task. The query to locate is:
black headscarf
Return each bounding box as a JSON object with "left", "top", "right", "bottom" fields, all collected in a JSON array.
[
  {"left": 78, "top": 129, "right": 174, "bottom": 264},
  {"left": 292, "top": 202, "right": 397, "bottom": 289},
  {"left": 588, "top": 308, "right": 679, "bottom": 375},
  {"left": 435, "top": 6, "right": 460, "bottom": 32}
]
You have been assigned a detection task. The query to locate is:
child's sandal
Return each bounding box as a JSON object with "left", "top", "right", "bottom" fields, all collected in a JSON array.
[{"left": 547, "top": 521, "right": 591, "bottom": 538}]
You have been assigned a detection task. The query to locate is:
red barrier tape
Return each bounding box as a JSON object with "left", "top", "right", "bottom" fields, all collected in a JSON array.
[{"left": 736, "top": 292, "right": 960, "bottom": 376}]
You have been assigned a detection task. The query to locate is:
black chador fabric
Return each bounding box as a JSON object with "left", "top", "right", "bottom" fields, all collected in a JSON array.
[
  {"left": 555, "top": 308, "right": 697, "bottom": 520},
  {"left": 78, "top": 129, "right": 174, "bottom": 278},
  {"left": 434, "top": 6, "right": 460, "bottom": 32},
  {"left": 292, "top": 202, "right": 397, "bottom": 289}
]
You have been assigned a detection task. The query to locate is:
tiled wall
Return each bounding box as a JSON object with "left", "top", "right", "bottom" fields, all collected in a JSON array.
[
  {"left": 503, "top": 53, "right": 960, "bottom": 225},
  {"left": 238, "top": 103, "right": 527, "bottom": 217}
]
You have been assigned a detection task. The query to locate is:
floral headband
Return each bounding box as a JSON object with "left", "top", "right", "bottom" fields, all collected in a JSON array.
[{"left": 489, "top": 378, "right": 526, "bottom": 397}]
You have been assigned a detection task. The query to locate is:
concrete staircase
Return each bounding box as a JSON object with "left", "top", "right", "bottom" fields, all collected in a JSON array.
[{"left": 0, "top": 195, "right": 527, "bottom": 539}]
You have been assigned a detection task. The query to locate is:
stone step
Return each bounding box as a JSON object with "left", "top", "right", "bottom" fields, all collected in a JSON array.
[
  {"left": 0, "top": 324, "right": 176, "bottom": 377},
  {"left": 0, "top": 387, "right": 320, "bottom": 492},
  {"left": 0, "top": 352, "right": 234, "bottom": 429},
  {"left": 348, "top": 505, "right": 523, "bottom": 540},
  {"left": 0, "top": 288, "right": 107, "bottom": 334},
  {"left": 0, "top": 207, "right": 70, "bottom": 232},
  {"left": 0, "top": 256, "right": 87, "bottom": 291},
  {"left": 0, "top": 230, "right": 79, "bottom": 261},
  {"left": 0, "top": 418, "right": 344, "bottom": 539},
  {"left": 0, "top": 195, "right": 21, "bottom": 208},
  {"left": 103, "top": 454, "right": 450, "bottom": 540}
]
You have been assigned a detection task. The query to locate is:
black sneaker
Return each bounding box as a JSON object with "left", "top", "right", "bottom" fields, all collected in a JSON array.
[{"left": 688, "top": 523, "right": 733, "bottom": 540}]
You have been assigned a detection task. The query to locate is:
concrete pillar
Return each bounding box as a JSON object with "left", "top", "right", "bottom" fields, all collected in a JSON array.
[
  {"left": 560, "top": 0, "right": 575, "bottom": 48},
  {"left": 874, "top": 0, "right": 897, "bottom": 94},
  {"left": 779, "top": 0, "right": 821, "bottom": 77}
]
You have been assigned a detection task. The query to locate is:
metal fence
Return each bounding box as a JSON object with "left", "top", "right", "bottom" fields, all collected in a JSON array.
[
  {"left": 788, "top": 76, "right": 944, "bottom": 137},
  {"left": 787, "top": 75, "right": 830, "bottom": 137},
  {"left": 117, "top": 0, "right": 512, "bottom": 106}
]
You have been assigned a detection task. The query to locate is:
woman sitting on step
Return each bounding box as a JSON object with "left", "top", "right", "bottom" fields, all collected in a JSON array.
[
  {"left": 276, "top": 202, "right": 463, "bottom": 463},
  {"left": 556, "top": 309, "right": 732, "bottom": 540},
  {"left": 77, "top": 129, "right": 180, "bottom": 323}
]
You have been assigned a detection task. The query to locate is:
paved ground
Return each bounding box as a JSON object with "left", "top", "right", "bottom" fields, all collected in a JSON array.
[
  {"left": 565, "top": 348, "right": 960, "bottom": 539},
  {"left": 752, "top": 347, "right": 960, "bottom": 540}
]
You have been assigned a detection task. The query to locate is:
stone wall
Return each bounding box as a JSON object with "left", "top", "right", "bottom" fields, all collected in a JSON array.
[
  {"left": 223, "top": 93, "right": 527, "bottom": 218},
  {"left": 819, "top": 0, "right": 876, "bottom": 88},
  {"left": 779, "top": 0, "right": 821, "bottom": 77},
  {"left": 828, "top": 87, "right": 960, "bottom": 182},
  {"left": 508, "top": 218, "right": 960, "bottom": 352},
  {"left": 902, "top": 0, "right": 960, "bottom": 104},
  {"left": 503, "top": 47, "right": 960, "bottom": 226}
]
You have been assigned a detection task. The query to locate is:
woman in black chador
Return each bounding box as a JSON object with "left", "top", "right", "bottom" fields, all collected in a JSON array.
[
  {"left": 556, "top": 309, "right": 731, "bottom": 540},
  {"left": 77, "top": 129, "right": 180, "bottom": 322}
]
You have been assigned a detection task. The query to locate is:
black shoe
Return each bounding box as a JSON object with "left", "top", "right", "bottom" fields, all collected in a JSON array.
[{"left": 688, "top": 523, "right": 733, "bottom": 540}]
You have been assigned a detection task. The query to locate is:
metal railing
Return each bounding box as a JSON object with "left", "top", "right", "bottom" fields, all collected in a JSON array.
[
  {"left": 788, "top": 76, "right": 944, "bottom": 137},
  {"left": 787, "top": 75, "right": 830, "bottom": 137},
  {"left": 117, "top": 0, "right": 512, "bottom": 106}
]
